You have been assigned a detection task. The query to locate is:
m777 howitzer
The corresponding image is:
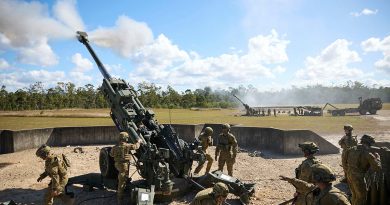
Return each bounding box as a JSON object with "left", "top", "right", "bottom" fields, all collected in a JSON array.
[
  {"left": 76, "top": 31, "right": 205, "bottom": 200},
  {"left": 232, "top": 94, "right": 259, "bottom": 116},
  {"left": 75, "top": 31, "right": 255, "bottom": 204}
]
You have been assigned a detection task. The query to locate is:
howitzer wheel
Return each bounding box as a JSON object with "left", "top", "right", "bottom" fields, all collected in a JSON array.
[
  {"left": 99, "top": 147, "right": 118, "bottom": 179},
  {"left": 369, "top": 109, "right": 377, "bottom": 114},
  {"left": 359, "top": 109, "right": 367, "bottom": 115}
]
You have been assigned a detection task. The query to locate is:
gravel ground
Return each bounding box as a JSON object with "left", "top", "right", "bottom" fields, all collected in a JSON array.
[
  {"left": 0, "top": 146, "right": 348, "bottom": 205},
  {"left": 0, "top": 111, "right": 388, "bottom": 204}
]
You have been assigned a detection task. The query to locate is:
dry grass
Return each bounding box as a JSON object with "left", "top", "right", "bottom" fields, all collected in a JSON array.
[{"left": 0, "top": 106, "right": 387, "bottom": 135}]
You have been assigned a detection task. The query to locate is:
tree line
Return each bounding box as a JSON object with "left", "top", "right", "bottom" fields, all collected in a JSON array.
[{"left": 0, "top": 81, "right": 388, "bottom": 111}]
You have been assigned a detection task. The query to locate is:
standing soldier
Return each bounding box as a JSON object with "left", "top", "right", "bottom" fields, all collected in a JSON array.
[
  {"left": 194, "top": 127, "right": 214, "bottom": 175},
  {"left": 36, "top": 145, "right": 73, "bottom": 205},
  {"left": 339, "top": 124, "right": 358, "bottom": 183},
  {"left": 215, "top": 123, "right": 238, "bottom": 176},
  {"left": 110, "top": 132, "right": 142, "bottom": 204},
  {"left": 190, "top": 182, "right": 229, "bottom": 205},
  {"left": 345, "top": 135, "right": 381, "bottom": 205},
  {"left": 280, "top": 163, "right": 350, "bottom": 205},
  {"left": 294, "top": 142, "right": 321, "bottom": 205}
]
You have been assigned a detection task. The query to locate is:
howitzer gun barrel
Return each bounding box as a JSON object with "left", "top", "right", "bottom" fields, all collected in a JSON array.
[{"left": 76, "top": 31, "right": 111, "bottom": 80}]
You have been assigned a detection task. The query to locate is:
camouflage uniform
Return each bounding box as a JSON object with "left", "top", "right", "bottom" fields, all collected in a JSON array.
[
  {"left": 366, "top": 146, "right": 390, "bottom": 205},
  {"left": 345, "top": 135, "right": 381, "bottom": 205},
  {"left": 190, "top": 182, "right": 229, "bottom": 205},
  {"left": 194, "top": 127, "right": 214, "bottom": 175},
  {"left": 36, "top": 145, "right": 72, "bottom": 205},
  {"left": 215, "top": 124, "right": 238, "bottom": 176},
  {"left": 110, "top": 132, "right": 141, "bottom": 204},
  {"left": 339, "top": 124, "right": 358, "bottom": 182},
  {"left": 294, "top": 142, "right": 321, "bottom": 205},
  {"left": 281, "top": 164, "right": 350, "bottom": 205}
]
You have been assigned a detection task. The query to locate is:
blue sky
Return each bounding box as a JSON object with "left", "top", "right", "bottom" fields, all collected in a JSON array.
[{"left": 0, "top": 0, "right": 389, "bottom": 91}]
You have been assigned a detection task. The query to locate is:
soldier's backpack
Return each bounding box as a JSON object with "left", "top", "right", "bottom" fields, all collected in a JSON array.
[{"left": 62, "top": 154, "right": 71, "bottom": 169}]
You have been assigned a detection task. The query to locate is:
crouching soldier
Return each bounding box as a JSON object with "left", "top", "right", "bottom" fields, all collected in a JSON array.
[
  {"left": 36, "top": 145, "right": 73, "bottom": 205},
  {"left": 110, "top": 132, "right": 142, "bottom": 204},
  {"left": 280, "top": 163, "right": 350, "bottom": 205},
  {"left": 294, "top": 142, "right": 321, "bottom": 204},
  {"left": 191, "top": 182, "right": 229, "bottom": 205}
]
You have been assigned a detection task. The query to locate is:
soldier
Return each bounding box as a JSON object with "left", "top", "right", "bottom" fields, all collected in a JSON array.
[
  {"left": 280, "top": 163, "right": 350, "bottom": 205},
  {"left": 215, "top": 123, "right": 238, "bottom": 176},
  {"left": 339, "top": 124, "right": 358, "bottom": 183},
  {"left": 345, "top": 135, "right": 382, "bottom": 205},
  {"left": 194, "top": 127, "right": 214, "bottom": 175},
  {"left": 366, "top": 138, "right": 389, "bottom": 205},
  {"left": 36, "top": 145, "right": 73, "bottom": 205},
  {"left": 296, "top": 142, "right": 321, "bottom": 182},
  {"left": 110, "top": 132, "right": 142, "bottom": 204},
  {"left": 190, "top": 182, "right": 229, "bottom": 205},
  {"left": 294, "top": 142, "right": 321, "bottom": 205}
]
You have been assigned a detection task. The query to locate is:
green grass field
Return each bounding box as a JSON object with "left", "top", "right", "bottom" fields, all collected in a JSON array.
[{"left": 1, "top": 104, "right": 388, "bottom": 135}]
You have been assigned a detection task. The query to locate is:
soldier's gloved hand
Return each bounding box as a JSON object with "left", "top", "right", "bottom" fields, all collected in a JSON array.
[
  {"left": 374, "top": 152, "right": 380, "bottom": 160},
  {"left": 37, "top": 176, "right": 44, "bottom": 182}
]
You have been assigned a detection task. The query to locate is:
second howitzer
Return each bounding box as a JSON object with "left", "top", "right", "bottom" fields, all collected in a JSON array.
[{"left": 76, "top": 31, "right": 204, "bottom": 195}]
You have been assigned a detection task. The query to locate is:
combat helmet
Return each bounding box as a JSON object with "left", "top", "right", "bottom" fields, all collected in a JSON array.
[
  {"left": 204, "top": 127, "right": 213, "bottom": 135},
  {"left": 343, "top": 124, "right": 353, "bottom": 131},
  {"left": 36, "top": 144, "right": 51, "bottom": 158},
  {"left": 221, "top": 123, "right": 230, "bottom": 130},
  {"left": 213, "top": 182, "right": 229, "bottom": 197},
  {"left": 311, "top": 164, "right": 336, "bottom": 183},
  {"left": 119, "top": 132, "right": 129, "bottom": 142},
  {"left": 298, "top": 141, "right": 319, "bottom": 154},
  {"left": 360, "top": 134, "right": 375, "bottom": 146}
]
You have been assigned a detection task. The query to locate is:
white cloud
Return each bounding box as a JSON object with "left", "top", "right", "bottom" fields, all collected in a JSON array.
[
  {"left": 362, "top": 35, "right": 390, "bottom": 74},
  {"left": 0, "top": 0, "right": 84, "bottom": 66},
  {"left": 128, "top": 30, "right": 289, "bottom": 89},
  {"left": 89, "top": 15, "right": 154, "bottom": 58},
  {"left": 0, "top": 58, "right": 10, "bottom": 69},
  {"left": 17, "top": 38, "right": 58, "bottom": 66},
  {"left": 350, "top": 8, "right": 378, "bottom": 17},
  {"left": 295, "top": 39, "right": 363, "bottom": 83},
  {"left": 71, "top": 53, "right": 93, "bottom": 72},
  {"left": 0, "top": 69, "right": 65, "bottom": 90}
]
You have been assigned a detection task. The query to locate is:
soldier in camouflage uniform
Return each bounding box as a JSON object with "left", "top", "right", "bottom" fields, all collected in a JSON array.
[
  {"left": 110, "top": 132, "right": 142, "bottom": 204},
  {"left": 190, "top": 182, "right": 229, "bottom": 205},
  {"left": 36, "top": 145, "right": 73, "bottom": 205},
  {"left": 215, "top": 123, "right": 238, "bottom": 176},
  {"left": 294, "top": 142, "right": 321, "bottom": 205},
  {"left": 194, "top": 127, "right": 214, "bottom": 175},
  {"left": 280, "top": 163, "right": 350, "bottom": 205},
  {"left": 365, "top": 136, "right": 389, "bottom": 205},
  {"left": 339, "top": 124, "right": 358, "bottom": 183},
  {"left": 345, "top": 135, "right": 382, "bottom": 205}
]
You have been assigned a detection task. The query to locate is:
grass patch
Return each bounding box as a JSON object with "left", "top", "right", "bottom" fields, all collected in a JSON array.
[{"left": 0, "top": 108, "right": 383, "bottom": 135}]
